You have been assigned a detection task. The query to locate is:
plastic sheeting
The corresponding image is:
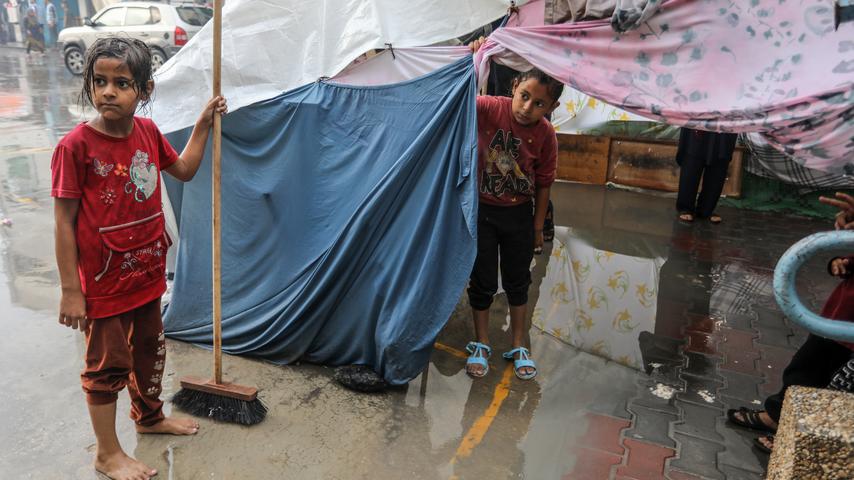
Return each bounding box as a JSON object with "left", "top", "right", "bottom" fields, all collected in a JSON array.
[
  {"left": 162, "top": 57, "right": 478, "bottom": 385},
  {"left": 150, "top": 0, "right": 520, "bottom": 134},
  {"left": 332, "top": 47, "right": 470, "bottom": 86},
  {"left": 477, "top": 0, "right": 854, "bottom": 172}
]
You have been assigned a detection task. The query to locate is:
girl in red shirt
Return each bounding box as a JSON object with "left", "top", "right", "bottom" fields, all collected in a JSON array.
[
  {"left": 51, "top": 37, "right": 226, "bottom": 480},
  {"left": 465, "top": 38, "right": 562, "bottom": 381}
]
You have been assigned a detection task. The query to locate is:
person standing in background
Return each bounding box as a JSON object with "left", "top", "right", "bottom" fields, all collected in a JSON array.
[
  {"left": 674, "top": 128, "right": 738, "bottom": 224},
  {"left": 45, "top": 0, "right": 56, "bottom": 48}
]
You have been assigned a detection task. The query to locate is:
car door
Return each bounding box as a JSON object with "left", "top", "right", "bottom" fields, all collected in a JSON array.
[{"left": 84, "top": 6, "right": 125, "bottom": 50}]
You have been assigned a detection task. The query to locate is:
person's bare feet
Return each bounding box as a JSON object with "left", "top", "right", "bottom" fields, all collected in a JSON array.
[
  {"left": 136, "top": 417, "right": 199, "bottom": 435},
  {"left": 709, "top": 213, "right": 722, "bottom": 224},
  {"left": 678, "top": 212, "right": 694, "bottom": 223},
  {"left": 95, "top": 450, "right": 157, "bottom": 480}
]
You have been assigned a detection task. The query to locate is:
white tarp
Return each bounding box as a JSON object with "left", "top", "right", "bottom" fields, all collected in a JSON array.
[
  {"left": 332, "top": 47, "right": 470, "bottom": 86},
  {"left": 151, "top": 0, "right": 521, "bottom": 134}
]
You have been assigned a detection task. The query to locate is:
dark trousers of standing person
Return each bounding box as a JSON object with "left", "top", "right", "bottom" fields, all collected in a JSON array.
[
  {"left": 764, "top": 333, "right": 852, "bottom": 422},
  {"left": 675, "top": 150, "right": 732, "bottom": 218},
  {"left": 468, "top": 202, "right": 534, "bottom": 310},
  {"left": 674, "top": 128, "right": 737, "bottom": 219}
]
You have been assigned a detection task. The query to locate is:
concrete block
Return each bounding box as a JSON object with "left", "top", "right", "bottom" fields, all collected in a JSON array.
[{"left": 767, "top": 386, "right": 854, "bottom": 480}]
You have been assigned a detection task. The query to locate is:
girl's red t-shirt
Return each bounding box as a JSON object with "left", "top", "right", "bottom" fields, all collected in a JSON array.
[
  {"left": 476, "top": 95, "right": 558, "bottom": 206},
  {"left": 51, "top": 117, "right": 179, "bottom": 319}
]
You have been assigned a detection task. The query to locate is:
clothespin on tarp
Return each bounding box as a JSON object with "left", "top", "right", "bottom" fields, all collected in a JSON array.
[{"left": 837, "top": 0, "right": 854, "bottom": 29}]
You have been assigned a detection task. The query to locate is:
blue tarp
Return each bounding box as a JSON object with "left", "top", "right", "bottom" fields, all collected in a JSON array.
[{"left": 163, "top": 57, "right": 478, "bottom": 384}]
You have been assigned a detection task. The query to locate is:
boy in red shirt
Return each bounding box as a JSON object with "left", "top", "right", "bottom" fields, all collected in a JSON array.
[{"left": 465, "top": 38, "right": 562, "bottom": 380}]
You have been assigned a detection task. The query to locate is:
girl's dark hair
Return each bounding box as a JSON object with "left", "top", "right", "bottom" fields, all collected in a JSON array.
[
  {"left": 514, "top": 68, "right": 564, "bottom": 103},
  {"left": 81, "top": 36, "right": 153, "bottom": 110}
]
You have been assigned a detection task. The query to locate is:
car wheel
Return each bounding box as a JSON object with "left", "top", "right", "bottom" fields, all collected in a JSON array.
[
  {"left": 64, "top": 46, "right": 85, "bottom": 76},
  {"left": 150, "top": 48, "right": 167, "bottom": 72}
]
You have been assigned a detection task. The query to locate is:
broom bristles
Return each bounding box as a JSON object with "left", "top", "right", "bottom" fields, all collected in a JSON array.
[{"left": 172, "top": 388, "right": 267, "bottom": 425}]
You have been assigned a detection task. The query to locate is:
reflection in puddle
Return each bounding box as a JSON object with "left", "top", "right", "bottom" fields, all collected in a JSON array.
[{"left": 533, "top": 226, "right": 667, "bottom": 370}]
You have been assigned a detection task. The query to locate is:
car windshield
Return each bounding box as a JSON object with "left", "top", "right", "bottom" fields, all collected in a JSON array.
[{"left": 176, "top": 6, "right": 212, "bottom": 27}]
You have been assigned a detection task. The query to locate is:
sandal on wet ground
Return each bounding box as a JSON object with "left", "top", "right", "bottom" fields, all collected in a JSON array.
[
  {"left": 726, "top": 407, "right": 777, "bottom": 433},
  {"left": 709, "top": 214, "right": 722, "bottom": 224},
  {"left": 465, "top": 342, "right": 491, "bottom": 378},
  {"left": 503, "top": 346, "right": 537, "bottom": 380},
  {"left": 754, "top": 434, "right": 774, "bottom": 454},
  {"left": 678, "top": 212, "right": 694, "bottom": 223}
]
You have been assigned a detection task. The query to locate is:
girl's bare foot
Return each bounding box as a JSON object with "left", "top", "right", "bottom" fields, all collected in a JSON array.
[
  {"left": 136, "top": 416, "right": 199, "bottom": 435},
  {"left": 95, "top": 450, "right": 157, "bottom": 480}
]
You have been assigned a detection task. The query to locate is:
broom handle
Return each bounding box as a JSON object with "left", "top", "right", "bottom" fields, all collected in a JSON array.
[{"left": 212, "top": 0, "right": 223, "bottom": 385}]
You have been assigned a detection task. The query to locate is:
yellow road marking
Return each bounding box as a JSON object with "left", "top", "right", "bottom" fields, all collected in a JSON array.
[
  {"left": 450, "top": 363, "right": 514, "bottom": 465},
  {"left": 433, "top": 342, "right": 468, "bottom": 360}
]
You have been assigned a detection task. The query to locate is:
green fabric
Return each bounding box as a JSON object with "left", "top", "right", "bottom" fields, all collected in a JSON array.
[
  {"left": 577, "top": 121, "right": 680, "bottom": 141},
  {"left": 721, "top": 173, "right": 853, "bottom": 219}
]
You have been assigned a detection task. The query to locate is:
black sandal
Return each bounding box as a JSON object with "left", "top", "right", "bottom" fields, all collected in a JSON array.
[
  {"left": 543, "top": 200, "right": 554, "bottom": 242},
  {"left": 726, "top": 407, "right": 777, "bottom": 433},
  {"left": 753, "top": 434, "right": 774, "bottom": 454}
]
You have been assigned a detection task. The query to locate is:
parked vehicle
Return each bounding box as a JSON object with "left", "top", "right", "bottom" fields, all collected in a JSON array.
[{"left": 57, "top": 1, "right": 212, "bottom": 75}]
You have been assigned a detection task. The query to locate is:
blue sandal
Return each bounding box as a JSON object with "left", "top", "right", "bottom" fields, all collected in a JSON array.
[
  {"left": 503, "top": 347, "right": 537, "bottom": 380},
  {"left": 465, "top": 342, "right": 492, "bottom": 378}
]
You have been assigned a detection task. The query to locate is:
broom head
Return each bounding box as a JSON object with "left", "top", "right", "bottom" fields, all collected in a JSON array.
[{"left": 172, "top": 376, "right": 267, "bottom": 425}]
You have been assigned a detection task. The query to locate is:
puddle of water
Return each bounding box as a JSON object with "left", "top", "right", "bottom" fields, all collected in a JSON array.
[{"left": 532, "top": 226, "right": 668, "bottom": 370}]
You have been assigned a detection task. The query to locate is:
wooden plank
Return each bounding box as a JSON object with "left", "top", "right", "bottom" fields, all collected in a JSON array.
[
  {"left": 555, "top": 134, "right": 610, "bottom": 185},
  {"left": 721, "top": 148, "right": 744, "bottom": 198},
  {"left": 607, "top": 139, "right": 744, "bottom": 197},
  {"left": 607, "top": 139, "right": 679, "bottom": 191}
]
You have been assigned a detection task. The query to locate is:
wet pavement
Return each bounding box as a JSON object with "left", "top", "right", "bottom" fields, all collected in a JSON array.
[{"left": 0, "top": 46, "right": 840, "bottom": 479}]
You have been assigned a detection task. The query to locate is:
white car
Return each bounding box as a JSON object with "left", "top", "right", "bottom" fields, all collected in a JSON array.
[{"left": 57, "top": 1, "right": 212, "bottom": 75}]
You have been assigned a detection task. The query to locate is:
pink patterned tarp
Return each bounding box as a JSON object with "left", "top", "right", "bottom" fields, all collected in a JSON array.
[{"left": 476, "top": 0, "right": 854, "bottom": 173}]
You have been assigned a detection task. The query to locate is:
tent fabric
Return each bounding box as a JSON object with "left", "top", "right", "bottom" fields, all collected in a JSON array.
[
  {"left": 332, "top": 47, "right": 470, "bottom": 86},
  {"left": 162, "top": 57, "right": 478, "bottom": 385},
  {"left": 741, "top": 133, "right": 854, "bottom": 192},
  {"left": 150, "top": 0, "right": 521, "bottom": 135},
  {"left": 544, "top": 0, "right": 662, "bottom": 32},
  {"left": 476, "top": 0, "right": 854, "bottom": 173}
]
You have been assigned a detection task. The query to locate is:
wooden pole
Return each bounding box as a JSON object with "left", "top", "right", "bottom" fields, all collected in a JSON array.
[{"left": 211, "top": 0, "right": 223, "bottom": 385}]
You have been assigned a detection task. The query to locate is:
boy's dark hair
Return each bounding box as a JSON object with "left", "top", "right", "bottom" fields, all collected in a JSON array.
[
  {"left": 514, "top": 68, "right": 564, "bottom": 103},
  {"left": 81, "top": 36, "right": 154, "bottom": 110}
]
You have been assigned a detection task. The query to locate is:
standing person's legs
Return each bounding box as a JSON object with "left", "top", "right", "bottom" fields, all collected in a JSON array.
[
  {"left": 125, "top": 299, "right": 166, "bottom": 427},
  {"left": 676, "top": 154, "right": 705, "bottom": 218},
  {"left": 467, "top": 206, "right": 501, "bottom": 376},
  {"left": 498, "top": 203, "right": 535, "bottom": 377},
  {"left": 695, "top": 157, "right": 731, "bottom": 219},
  {"left": 82, "top": 312, "right": 158, "bottom": 479},
  {"left": 764, "top": 334, "right": 852, "bottom": 423}
]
